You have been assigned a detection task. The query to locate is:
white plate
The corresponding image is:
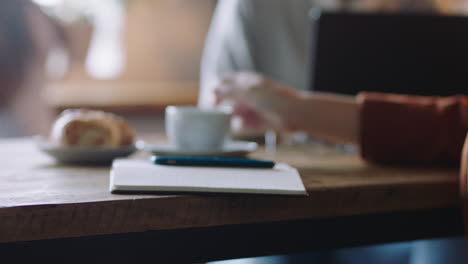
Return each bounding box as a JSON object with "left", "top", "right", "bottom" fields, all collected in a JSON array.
[
  {"left": 144, "top": 141, "right": 258, "bottom": 158},
  {"left": 36, "top": 137, "right": 139, "bottom": 165}
]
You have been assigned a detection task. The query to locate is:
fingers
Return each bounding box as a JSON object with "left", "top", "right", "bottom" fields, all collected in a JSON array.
[
  {"left": 214, "top": 83, "right": 230, "bottom": 105},
  {"left": 214, "top": 72, "right": 262, "bottom": 105},
  {"left": 214, "top": 75, "right": 237, "bottom": 105},
  {"left": 214, "top": 90, "right": 224, "bottom": 105},
  {"left": 211, "top": 72, "right": 290, "bottom": 132},
  {"left": 233, "top": 103, "right": 265, "bottom": 129},
  {"left": 232, "top": 102, "right": 285, "bottom": 132}
]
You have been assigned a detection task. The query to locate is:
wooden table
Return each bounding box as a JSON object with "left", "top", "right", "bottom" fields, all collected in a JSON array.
[{"left": 0, "top": 138, "right": 463, "bottom": 263}]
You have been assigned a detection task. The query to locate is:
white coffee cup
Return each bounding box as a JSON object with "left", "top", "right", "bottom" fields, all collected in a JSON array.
[{"left": 165, "top": 106, "right": 232, "bottom": 152}]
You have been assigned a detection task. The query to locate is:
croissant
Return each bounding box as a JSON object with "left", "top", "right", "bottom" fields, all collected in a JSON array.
[{"left": 51, "top": 109, "right": 135, "bottom": 147}]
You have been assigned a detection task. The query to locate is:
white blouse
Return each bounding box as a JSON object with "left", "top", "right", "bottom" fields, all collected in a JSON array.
[{"left": 198, "top": 0, "right": 342, "bottom": 108}]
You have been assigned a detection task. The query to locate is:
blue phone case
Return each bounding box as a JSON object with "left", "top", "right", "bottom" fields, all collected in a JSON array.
[{"left": 153, "top": 156, "right": 275, "bottom": 168}]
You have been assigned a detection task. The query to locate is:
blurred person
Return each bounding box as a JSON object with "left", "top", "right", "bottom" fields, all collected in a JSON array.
[
  {"left": 214, "top": 71, "right": 468, "bottom": 264},
  {"left": 0, "top": 0, "right": 56, "bottom": 137},
  {"left": 0, "top": 0, "right": 35, "bottom": 137},
  {"left": 201, "top": 0, "right": 467, "bottom": 263},
  {"left": 199, "top": 0, "right": 441, "bottom": 136},
  {"left": 215, "top": 72, "right": 467, "bottom": 166}
]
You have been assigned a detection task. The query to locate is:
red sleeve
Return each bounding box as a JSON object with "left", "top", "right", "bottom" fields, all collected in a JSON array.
[
  {"left": 460, "top": 135, "right": 468, "bottom": 236},
  {"left": 358, "top": 93, "right": 468, "bottom": 166}
]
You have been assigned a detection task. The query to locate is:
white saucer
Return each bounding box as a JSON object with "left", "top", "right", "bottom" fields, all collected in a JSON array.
[
  {"left": 36, "top": 137, "right": 139, "bottom": 165},
  {"left": 144, "top": 141, "right": 258, "bottom": 158}
]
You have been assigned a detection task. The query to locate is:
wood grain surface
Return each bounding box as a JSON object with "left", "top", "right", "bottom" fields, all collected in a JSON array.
[{"left": 0, "top": 138, "right": 460, "bottom": 243}]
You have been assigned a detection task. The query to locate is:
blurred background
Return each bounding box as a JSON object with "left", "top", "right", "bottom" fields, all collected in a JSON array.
[
  {"left": 3, "top": 0, "right": 216, "bottom": 136},
  {"left": 3, "top": 0, "right": 468, "bottom": 137},
  {"left": 39, "top": 0, "right": 215, "bottom": 108}
]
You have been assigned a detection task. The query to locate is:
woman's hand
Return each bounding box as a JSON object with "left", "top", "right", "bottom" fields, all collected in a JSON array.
[
  {"left": 213, "top": 71, "right": 360, "bottom": 144},
  {"left": 214, "top": 72, "right": 302, "bottom": 133}
]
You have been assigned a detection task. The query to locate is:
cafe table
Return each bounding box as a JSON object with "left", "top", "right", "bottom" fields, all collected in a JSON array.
[{"left": 0, "top": 137, "right": 463, "bottom": 263}]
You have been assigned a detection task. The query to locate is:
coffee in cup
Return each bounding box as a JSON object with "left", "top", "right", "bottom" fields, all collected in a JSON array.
[{"left": 165, "top": 106, "right": 232, "bottom": 152}]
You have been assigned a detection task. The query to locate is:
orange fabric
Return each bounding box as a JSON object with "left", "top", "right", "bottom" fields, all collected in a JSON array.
[
  {"left": 358, "top": 92, "right": 468, "bottom": 236},
  {"left": 461, "top": 134, "right": 468, "bottom": 236},
  {"left": 358, "top": 93, "right": 468, "bottom": 166}
]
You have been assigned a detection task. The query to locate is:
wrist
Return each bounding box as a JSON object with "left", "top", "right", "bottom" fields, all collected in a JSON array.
[
  {"left": 283, "top": 92, "right": 360, "bottom": 144},
  {"left": 278, "top": 90, "right": 312, "bottom": 132}
]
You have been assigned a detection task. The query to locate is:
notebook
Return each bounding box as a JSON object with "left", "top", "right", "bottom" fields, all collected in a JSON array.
[{"left": 110, "top": 159, "right": 307, "bottom": 195}]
